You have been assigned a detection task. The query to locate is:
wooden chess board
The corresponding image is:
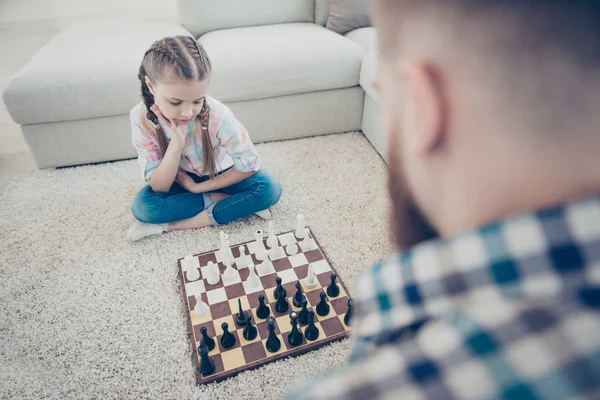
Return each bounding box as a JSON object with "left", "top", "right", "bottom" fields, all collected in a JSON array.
[{"left": 177, "top": 228, "right": 351, "bottom": 385}]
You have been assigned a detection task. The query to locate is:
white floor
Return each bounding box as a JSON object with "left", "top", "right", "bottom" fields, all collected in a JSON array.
[{"left": 0, "top": 0, "right": 178, "bottom": 192}]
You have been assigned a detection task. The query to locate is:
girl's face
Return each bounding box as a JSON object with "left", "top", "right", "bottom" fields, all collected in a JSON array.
[{"left": 146, "top": 71, "right": 209, "bottom": 126}]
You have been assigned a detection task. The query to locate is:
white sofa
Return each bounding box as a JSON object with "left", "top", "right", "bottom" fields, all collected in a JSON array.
[{"left": 2, "top": 0, "right": 384, "bottom": 169}]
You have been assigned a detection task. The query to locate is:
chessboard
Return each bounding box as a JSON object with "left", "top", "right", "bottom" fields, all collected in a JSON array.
[{"left": 177, "top": 227, "right": 352, "bottom": 385}]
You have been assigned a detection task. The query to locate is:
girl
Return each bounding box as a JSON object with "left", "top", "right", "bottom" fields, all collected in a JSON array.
[{"left": 126, "top": 36, "right": 282, "bottom": 242}]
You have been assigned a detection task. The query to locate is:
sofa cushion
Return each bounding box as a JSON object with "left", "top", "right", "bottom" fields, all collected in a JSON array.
[
  {"left": 2, "top": 19, "right": 192, "bottom": 125},
  {"left": 178, "top": 0, "right": 314, "bottom": 38},
  {"left": 326, "top": 0, "right": 371, "bottom": 35},
  {"left": 345, "top": 27, "right": 377, "bottom": 52},
  {"left": 315, "top": 0, "right": 330, "bottom": 26},
  {"left": 360, "top": 50, "right": 380, "bottom": 104},
  {"left": 199, "top": 23, "right": 364, "bottom": 102}
]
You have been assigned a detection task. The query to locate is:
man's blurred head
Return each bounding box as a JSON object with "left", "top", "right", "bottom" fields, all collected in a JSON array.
[{"left": 372, "top": 0, "right": 600, "bottom": 250}]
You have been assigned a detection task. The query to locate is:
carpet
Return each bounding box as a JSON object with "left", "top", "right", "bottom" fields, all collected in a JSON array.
[{"left": 0, "top": 132, "right": 392, "bottom": 400}]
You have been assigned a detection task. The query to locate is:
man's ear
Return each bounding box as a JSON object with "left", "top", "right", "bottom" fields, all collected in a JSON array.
[
  {"left": 145, "top": 76, "right": 155, "bottom": 96},
  {"left": 401, "top": 61, "right": 447, "bottom": 157}
]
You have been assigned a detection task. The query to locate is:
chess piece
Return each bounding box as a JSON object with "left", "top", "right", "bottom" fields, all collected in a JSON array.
[
  {"left": 274, "top": 290, "right": 290, "bottom": 313},
  {"left": 235, "top": 298, "right": 249, "bottom": 327},
  {"left": 223, "top": 259, "right": 236, "bottom": 279},
  {"left": 300, "top": 228, "right": 317, "bottom": 251},
  {"left": 236, "top": 245, "right": 251, "bottom": 269},
  {"left": 326, "top": 273, "right": 340, "bottom": 298},
  {"left": 266, "top": 221, "right": 277, "bottom": 248},
  {"left": 219, "top": 231, "right": 235, "bottom": 265},
  {"left": 220, "top": 322, "right": 236, "bottom": 348},
  {"left": 245, "top": 265, "right": 261, "bottom": 291},
  {"left": 292, "top": 281, "right": 305, "bottom": 308},
  {"left": 316, "top": 291, "right": 330, "bottom": 316},
  {"left": 256, "top": 294, "right": 271, "bottom": 319},
  {"left": 184, "top": 255, "right": 200, "bottom": 281},
  {"left": 304, "top": 264, "right": 318, "bottom": 288},
  {"left": 194, "top": 295, "right": 209, "bottom": 317},
  {"left": 269, "top": 240, "right": 286, "bottom": 260},
  {"left": 205, "top": 261, "right": 220, "bottom": 285},
  {"left": 257, "top": 251, "right": 275, "bottom": 275},
  {"left": 344, "top": 298, "right": 353, "bottom": 326},
  {"left": 287, "top": 312, "right": 303, "bottom": 347},
  {"left": 242, "top": 314, "right": 258, "bottom": 341},
  {"left": 304, "top": 311, "right": 320, "bottom": 341},
  {"left": 285, "top": 241, "right": 299, "bottom": 256},
  {"left": 199, "top": 326, "right": 215, "bottom": 352},
  {"left": 265, "top": 317, "right": 281, "bottom": 353},
  {"left": 254, "top": 229, "right": 267, "bottom": 261},
  {"left": 295, "top": 214, "right": 306, "bottom": 240},
  {"left": 198, "top": 344, "right": 215, "bottom": 376},
  {"left": 297, "top": 298, "right": 309, "bottom": 325},
  {"left": 273, "top": 277, "right": 287, "bottom": 300}
]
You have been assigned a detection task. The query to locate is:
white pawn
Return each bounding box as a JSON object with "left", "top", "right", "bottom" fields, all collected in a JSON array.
[
  {"left": 205, "top": 261, "right": 220, "bottom": 285},
  {"left": 286, "top": 241, "right": 299, "bottom": 256},
  {"left": 245, "top": 265, "right": 262, "bottom": 291},
  {"left": 184, "top": 255, "right": 200, "bottom": 281},
  {"left": 300, "top": 228, "right": 317, "bottom": 252},
  {"left": 194, "top": 295, "right": 209, "bottom": 316},
  {"left": 257, "top": 251, "right": 276, "bottom": 275},
  {"left": 270, "top": 240, "right": 285, "bottom": 260},
  {"left": 236, "top": 245, "right": 250, "bottom": 269},
  {"left": 304, "top": 264, "right": 318, "bottom": 288},
  {"left": 219, "top": 231, "right": 235, "bottom": 265},
  {"left": 266, "top": 222, "right": 278, "bottom": 249},
  {"left": 223, "top": 259, "right": 236, "bottom": 279},
  {"left": 295, "top": 214, "right": 306, "bottom": 239},
  {"left": 254, "top": 229, "right": 267, "bottom": 261}
]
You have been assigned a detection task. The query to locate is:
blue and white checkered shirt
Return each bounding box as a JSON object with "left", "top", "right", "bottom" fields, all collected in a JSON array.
[{"left": 286, "top": 196, "right": 600, "bottom": 400}]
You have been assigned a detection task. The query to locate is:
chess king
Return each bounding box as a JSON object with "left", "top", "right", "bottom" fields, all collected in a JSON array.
[{"left": 286, "top": 0, "right": 600, "bottom": 399}]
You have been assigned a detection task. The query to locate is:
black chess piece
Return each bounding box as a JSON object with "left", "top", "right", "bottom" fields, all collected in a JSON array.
[
  {"left": 220, "top": 322, "right": 236, "bottom": 349},
  {"left": 256, "top": 294, "right": 271, "bottom": 319},
  {"left": 293, "top": 281, "right": 305, "bottom": 308},
  {"left": 242, "top": 314, "right": 258, "bottom": 341},
  {"left": 315, "top": 291, "right": 330, "bottom": 316},
  {"left": 304, "top": 311, "right": 320, "bottom": 341},
  {"left": 297, "top": 297, "right": 310, "bottom": 325},
  {"left": 273, "top": 276, "right": 287, "bottom": 300},
  {"left": 343, "top": 298, "right": 353, "bottom": 326},
  {"left": 265, "top": 316, "right": 281, "bottom": 353},
  {"left": 326, "top": 273, "right": 340, "bottom": 298},
  {"left": 199, "top": 326, "right": 215, "bottom": 352},
  {"left": 274, "top": 290, "right": 290, "bottom": 313},
  {"left": 287, "top": 312, "right": 304, "bottom": 347},
  {"left": 235, "top": 298, "right": 249, "bottom": 327},
  {"left": 197, "top": 344, "right": 215, "bottom": 376}
]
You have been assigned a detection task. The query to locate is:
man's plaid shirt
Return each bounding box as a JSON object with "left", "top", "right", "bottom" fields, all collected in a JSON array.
[{"left": 287, "top": 196, "right": 600, "bottom": 399}]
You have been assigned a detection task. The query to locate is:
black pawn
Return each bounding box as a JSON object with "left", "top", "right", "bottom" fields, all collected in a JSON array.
[
  {"left": 199, "top": 326, "right": 215, "bottom": 352},
  {"left": 198, "top": 344, "right": 215, "bottom": 376},
  {"left": 304, "top": 311, "right": 320, "bottom": 341},
  {"left": 256, "top": 294, "right": 271, "bottom": 319},
  {"left": 316, "top": 291, "right": 330, "bottom": 316},
  {"left": 265, "top": 317, "right": 281, "bottom": 353},
  {"left": 235, "top": 298, "right": 248, "bottom": 327},
  {"left": 220, "top": 322, "right": 236, "bottom": 349},
  {"left": 275, "top": 290, "right": 290, "bottom": 313},
  {"left": 326, "top": 273, "right": 340, "bottom": 298},
  {"left": 297, "top": 297, "right": 309, "bottom": 325},
  {"left": 287, "top": 312, "right": 303, "bottom": 347},
  {"left": 273, "top": 277, "right": 287, "bottom": 300},
  {"left": 242, "top": 314, "right": 258, "bottom": 341},
  {"left": 343, "top": 298, "right": 353, "bottom": 326},
  {"left": 293, "top": 281, "right": 305, "bottom": 308}
]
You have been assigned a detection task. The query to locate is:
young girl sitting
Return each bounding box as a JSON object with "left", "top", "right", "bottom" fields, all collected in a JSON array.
[{"left": 126, "top": 36, "right": 282, "bottom": 242}]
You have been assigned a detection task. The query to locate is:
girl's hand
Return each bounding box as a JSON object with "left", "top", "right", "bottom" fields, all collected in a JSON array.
[
  {"left": 150, "top": 105, "right": 188, "bottom": 151},
  {"left": 176, "top": 170, "right": 202, "bottom": 193}
]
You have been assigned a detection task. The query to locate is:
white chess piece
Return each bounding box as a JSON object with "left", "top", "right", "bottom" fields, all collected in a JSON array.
[
  {"left": 300, "top": 228, "right": 317, "bottom": 252},
  {"left": 205, "top": 261, "right": 220, "bottom": 285},
  {"left": 254, "top": 229, "right": 267, "bottom": 261},
  {"left": 286, "top": 241, "right": 299, "bottom": 256},
  {"left": 266, "top": 222, "right": 277, "bottom": 249},
  {"left": 236, "top": 245, "right": 250, "bottom": 269},
  {"left": 219, "top": 231, "right": 235, "bottom": 265},
  {"left": 295, "top": 214, "right": 306, "bottom": 239},
  {"left": 270, "top": 240, "right": 285, "bottom": 260},
  {"left": 257, "top": 252, "right": 276, "bottom": 275},
  {"left": 245, "top": 265, "right": 262, "bottom": 291},
  {"left": 223, "top": 259, "right": 236, "bottom": 279},
  {"left": 184, "top": 255, "right": 200, "bottom": 281},
  {"left": 304, "top": 264, "right": 318, "bottom": 288},
  {"left": 194, "top": 295, "right": 209, "bottom": 316}
]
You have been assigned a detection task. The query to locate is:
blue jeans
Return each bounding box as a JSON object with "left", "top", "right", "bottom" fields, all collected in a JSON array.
[{"left": 130, "top": 169, "right": 282, "bottom": 226}]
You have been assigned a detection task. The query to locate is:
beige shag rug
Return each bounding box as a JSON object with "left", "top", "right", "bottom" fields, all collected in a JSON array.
[{"left": 0, "top": 132, "right": 392, "bottom": 400}]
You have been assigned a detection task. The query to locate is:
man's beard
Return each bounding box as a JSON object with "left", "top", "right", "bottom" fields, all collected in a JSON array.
[{"left": 387, "top": 152, "right": 439, "bottom": 251}]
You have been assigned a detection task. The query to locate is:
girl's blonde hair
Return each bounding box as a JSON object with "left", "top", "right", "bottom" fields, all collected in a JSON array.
[{"left": 137, "top": 36, "right": 217, "bottom": 177}]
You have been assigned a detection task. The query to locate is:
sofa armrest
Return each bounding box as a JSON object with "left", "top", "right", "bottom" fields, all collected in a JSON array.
[{"left": 177, "top": 0, "right": 314, "bottom": 38}]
